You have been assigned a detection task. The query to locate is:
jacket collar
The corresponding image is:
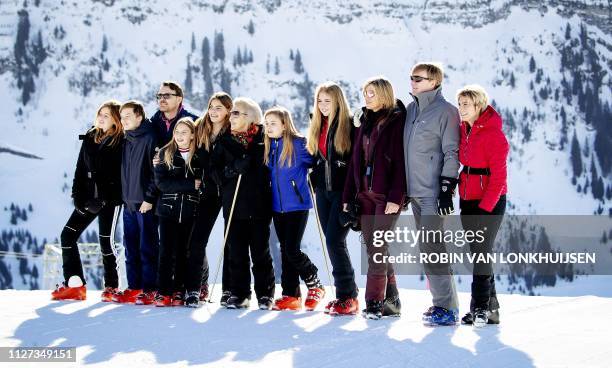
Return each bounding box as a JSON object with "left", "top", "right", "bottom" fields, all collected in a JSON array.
[{"left": 410, "top": 86, "right": 443, "bottom": 111}]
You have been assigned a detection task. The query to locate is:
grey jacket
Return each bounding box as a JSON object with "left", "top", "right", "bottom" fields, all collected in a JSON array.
[{"left": 403, "top": 87, "right": 460, "bottom": 198}]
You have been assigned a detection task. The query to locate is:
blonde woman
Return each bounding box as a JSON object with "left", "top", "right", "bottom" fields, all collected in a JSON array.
[
  {"left": 342, "top": 77, "right": 407, "bottom": 319},
  {"left": 263, "top": 106, "right": 324, "bottom": 311},
  {"left": 456, "top": 85, "right": 508, "bottom": 327},
  {"left": 306, "top": 82, "right": 359, "bottom": 316},
  {"left": 210, "top": 97, "right": 275, "bottom": 310},
  {"left": 184, "top": 92, "right": 233, "bottom": 307},
  {"left": 52, "top": 100, "right": 124, "bottom": 302},
  {"left": 153, "top": 118, "right": 202, "bottom": 307}
]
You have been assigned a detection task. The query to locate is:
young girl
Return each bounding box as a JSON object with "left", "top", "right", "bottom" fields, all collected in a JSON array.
[
  {"left": 343, "top": 77, "right": 407, "bottom": 320},
  {"left": 184, "top": 92, "right": 233, "bottom": 307},
  {"left": 211, "top": 97, "right": 275, "bottom": 310},
  {"left": 263, "top": 106, "right": 325, "bottom": 311},
  {"left": 306, "top": 82, "right": 359, "bottom": 315},
  {"left": 153, "top": 118, "right": 202, "bottom": 307},
  {"left": 52, "top": 100, "right": 124, "bottom": 302}
]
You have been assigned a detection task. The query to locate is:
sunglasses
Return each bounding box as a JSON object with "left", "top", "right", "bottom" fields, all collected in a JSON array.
[
  {"left": 156, "top": 93, "right": 179, "bottom": 100},
  {"left": 410, "top": 76, "right": 433, "bottom": 83},
  {"left": 230, "top": 110, "right": 248, "bottom": 116}
]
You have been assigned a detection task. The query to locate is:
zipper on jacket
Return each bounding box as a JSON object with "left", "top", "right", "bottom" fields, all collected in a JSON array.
[
  {"left": 178, "top": 194, "right": 184, "bottom": 223},
  {"left": 324, "top": 121, "right": 334, "bottom": 191},
  {"left": 463, "top": 125, "right": 473, "bottom": 199},
  {"left": 479, "top": 175, "right": 483, "bottom": 190},
  {"left": 291, "top": 180, "right": 304, "bottom": 203},
  {"left": 274, "top": 140, "right": 284, "bottom": 212}
]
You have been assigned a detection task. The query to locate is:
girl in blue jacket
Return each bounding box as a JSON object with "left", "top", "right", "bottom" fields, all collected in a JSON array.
[{"left": 263, "top": 106, "right": 325, "bottom": 311}]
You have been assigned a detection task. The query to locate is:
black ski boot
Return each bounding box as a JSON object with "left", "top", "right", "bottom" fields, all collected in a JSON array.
[
  {"left": 362, "top": 300, "right": 384, "bottom": 320},
  {"left": 185, "top": 291, "right": 200, "bottom": 308},
  {"left": 461, "top": 309, "right": 500, "bottom": 326},
  {"left": 382, "top": 294, "right": 401, "bottom": 317},
  {"left": 258, "top": 296, "right": 274, "bottom": 310},
  {"left": 225, "top": 295, "right": 250, "bottom": 309}
]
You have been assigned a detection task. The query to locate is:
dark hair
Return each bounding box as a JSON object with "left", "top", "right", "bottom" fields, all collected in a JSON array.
[
  {"left": 120, "top": 100, "right": 146, "bottom": 119},
  {"left": 161, "top": 81, "right": 184, "bottom": 97}
]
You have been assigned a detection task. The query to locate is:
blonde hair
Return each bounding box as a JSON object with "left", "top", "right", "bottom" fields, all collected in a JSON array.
[
  {"left": 456, "top": 84, "right": 489, "bottom": 115},
  {"left": 412, "top": 62, "right": 444, "bottom": 88},
  {"left": 161, "top": 117, "right": 197, "bottom": 173},
  {"left": 93, "top": 100, "right": 124, "bottom": 147},
  {"left": 233, "top": 97, "right": 263, "bottom": 125},
  {"left": 195, "top": 92, "right": 232, "bottom": 151},
  {"left": 306, "top": 81, "right": 352, "bottom": 155},
  {"left": 263, "top": 106, "right": 302, "bottom": 167},
  {"left": 362, "top": 76, "right": 397, "bottom": 111}
]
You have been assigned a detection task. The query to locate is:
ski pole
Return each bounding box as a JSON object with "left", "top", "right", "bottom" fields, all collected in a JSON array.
[
  {"left": 208, "top": 174, "right": 242, "bottom": 303},
  {"left": 307, "top": 176, "right": 335, "bottom": 297}
]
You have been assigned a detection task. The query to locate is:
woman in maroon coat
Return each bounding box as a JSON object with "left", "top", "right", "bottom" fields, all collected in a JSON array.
[
  {"left": 457, "top": 84, "right": 509, "bottom": 327},
  {"left": 342, "top": 76, "right": 406, "bottom": 320}
]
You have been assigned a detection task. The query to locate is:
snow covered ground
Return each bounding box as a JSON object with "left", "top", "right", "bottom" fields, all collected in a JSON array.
[{"left": 2, "top": 288, "right": 611, "bottom": 368}]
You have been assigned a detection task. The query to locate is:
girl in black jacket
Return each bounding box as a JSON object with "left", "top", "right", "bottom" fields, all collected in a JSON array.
[
  {"left": 211, "top": 97, "right": 275, "bottom": 310},
  {"left": 51, "top": 100, "right": 124, "bottom": 302},
  {"left": 153, "top": 118, "right": 202, "bottom": 307},
  {"left": 184, "top": 92, "right": 233, "bottom": 307},
  {"left": 306, "top": 82, "right": 359, "bottom": 315}
]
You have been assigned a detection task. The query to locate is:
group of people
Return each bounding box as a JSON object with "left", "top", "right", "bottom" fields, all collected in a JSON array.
[{"left": 51, "top": 62, "right": 508, "bottom": 328}]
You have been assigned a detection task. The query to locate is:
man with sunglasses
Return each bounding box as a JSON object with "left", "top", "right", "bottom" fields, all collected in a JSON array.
[
  {"left": 151, "top": 81, "right": 198, "bottom": 148},
  {"left": 403, "top": 62, "right": 461, "bottom": 326}
]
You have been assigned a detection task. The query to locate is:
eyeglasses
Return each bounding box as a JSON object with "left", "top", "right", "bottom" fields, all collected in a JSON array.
[
  {"left": 156, "top": 93, "right": 179, "bottom": 100},
  {"left": 230, "top": 110, "right": 248, "bottom": 116},
  {"left": 410, "top": 76, "right": 433, "bottom": 83},
  {"left": 364, "top": 90, "right": 376, "bottom": 98}
]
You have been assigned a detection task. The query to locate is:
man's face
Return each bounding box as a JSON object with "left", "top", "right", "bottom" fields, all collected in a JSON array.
[
  {"left": 410, "top": 69, "right": 437, "bottom": 94},
  {"left": 156, "top": 85, "right": 182, "bottom": 113},
  {"left": 121, "top": 107, "right": 142, "bottom": 131}
]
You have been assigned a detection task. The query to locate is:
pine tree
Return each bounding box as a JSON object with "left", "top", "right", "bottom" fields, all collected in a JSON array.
[
  {"left": 274, "top": 57, "right": 280, "bottom": 75},
  {"left": 509, "top": 72, "right": 515, "bottom": 88},
  {"left": 102, "top": 34, "right": 108, "bottom": 53},
  {"left": 247, "top": 19, "right": 255, "bottom": 35},
  {"left": 559, "top": 106, "right": 568, "bottom": 149},
  {"left": 289, "top": 49, "right": 294, "bottom": 60},
  {"left": 565, "top": 23, "right": 571, "bottom": 40},
  {"left": 248, "top": 50, "right": 253, "bottom": 63},
  {"left": 529, "top": 56, "right": 536, "bottom": 73},
  {"left": 213, "top": 31, "right": 225, "bottom": 61},
  {"left": 184, "top": 56, "right": 193, "bottom": 98},
  {"left": 266, "top": 54, "right": 270, "bottom": 73},
  {"left": 570, "top": 131, "right": 583, "bottom": 178},
  {"left": 294, "top": 50, "right": 304, "bottom": 74},
  {"left": 220, "top": 65, "right": 231, "bottom": 94},
  {"left": 191, "top": 32, "right": 196, "bottom": 52},
  {"left": 236, "top": 47, "right": 243, "bottom": 65}
]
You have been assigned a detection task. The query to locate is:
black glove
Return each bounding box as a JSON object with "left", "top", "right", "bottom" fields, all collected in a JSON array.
[
  {"left": 437, "top": 176, "right": 458, "bottom": 216},
  {"left": 223, "top": 165, "right": 239, "bottom": 179},
  {"left": 339, "top": 201, "right": 361, "bottom": 231}
]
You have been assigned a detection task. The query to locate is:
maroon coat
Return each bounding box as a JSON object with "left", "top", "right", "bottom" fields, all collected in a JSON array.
[{"left": 343, "top": 100, "right": 407, "bottom": 206}]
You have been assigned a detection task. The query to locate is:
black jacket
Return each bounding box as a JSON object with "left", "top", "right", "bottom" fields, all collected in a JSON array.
[
  {"left": 310, "top": 113, "right": 356, "bottom": 192},
  {"left": 72, "top": 128, "right": 123, "bottom": 208},
  {"left": 211, "top": 125, "right": 272, "bottom": 220},
  {"left": 194, "top": 129, "right": 230, "bottom": 202},
  {"left": 151, "top": 107, "right": 198, "bottom": 148},
  {"left": 154, "top": 149, "right": 202, "bottom": 222},
  {"left": 121, "top": 119, "right": 158, "bottom": 212}
]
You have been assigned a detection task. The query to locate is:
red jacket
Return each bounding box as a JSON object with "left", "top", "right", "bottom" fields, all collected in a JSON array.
[{"left": 458, "top": 105, "right": 509, "bottom": 212}]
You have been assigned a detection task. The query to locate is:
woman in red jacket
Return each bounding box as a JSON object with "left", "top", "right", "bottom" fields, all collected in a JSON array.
[{"left": 457, "top": 85, "right": 508, "bottom": 327}]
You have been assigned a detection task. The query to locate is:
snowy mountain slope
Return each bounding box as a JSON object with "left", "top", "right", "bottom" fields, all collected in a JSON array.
[
  {"left": 1, "top": 288, "right": 611, "bottom": 368},
  {"left": 0, "top": 0, "right": 611, "bottom": 292}
]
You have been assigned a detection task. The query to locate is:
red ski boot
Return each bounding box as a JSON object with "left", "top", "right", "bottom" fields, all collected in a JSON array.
[
  {"left": 273, "top": 296, "right": 302, "bottom": 311},
  {"left": 51, "top": 282, "right": 86, "bottom": 301},
  {"left": 304, "top": 287, "right": 325, "bottom": 311}
]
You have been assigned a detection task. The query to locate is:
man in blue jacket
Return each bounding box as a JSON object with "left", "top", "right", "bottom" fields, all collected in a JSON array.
[
  {"left": 116, "top": 100, "right": 160, "bottom": 305},
  {"left": 150, "top": 81, "right": 198, "bottom": 148}
]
